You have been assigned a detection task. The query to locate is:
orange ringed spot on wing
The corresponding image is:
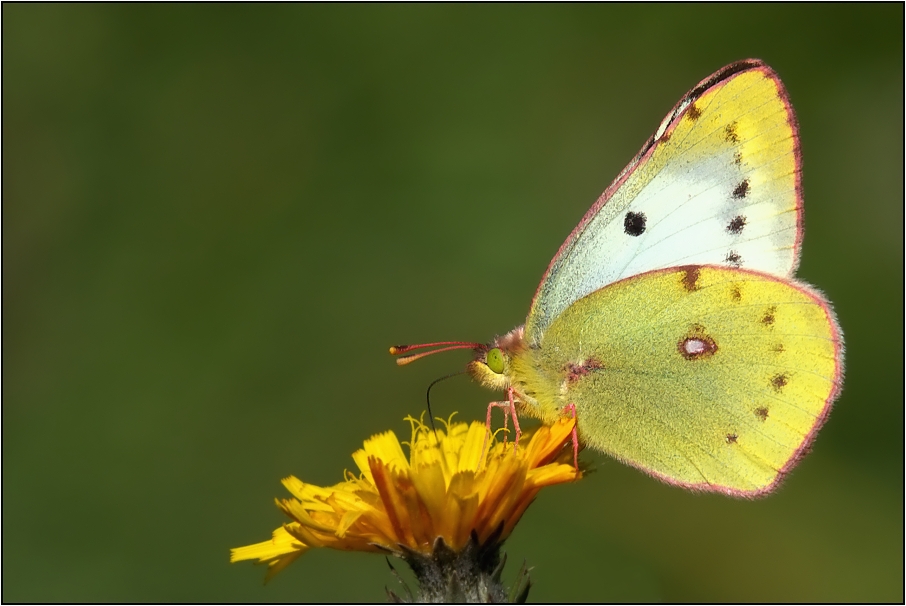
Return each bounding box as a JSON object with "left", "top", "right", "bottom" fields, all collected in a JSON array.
[{"left": 678, "top": 335, "right": 718, "bottom": 360}]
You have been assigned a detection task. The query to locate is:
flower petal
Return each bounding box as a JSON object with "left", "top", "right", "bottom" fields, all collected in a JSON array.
[
  {"left": 232, "top": 413, "right": 582, "bottom": 582},
  {"left": 230, "top": 525, "right": 308, "bottom": 564}
]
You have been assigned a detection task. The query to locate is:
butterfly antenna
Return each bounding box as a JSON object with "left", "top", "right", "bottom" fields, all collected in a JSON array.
[
  {"left": 425, "top": 371, "right": 468, "bottom": 437},
  {"left": 389, "top": 341, "right": 482, "bottom": 366}
]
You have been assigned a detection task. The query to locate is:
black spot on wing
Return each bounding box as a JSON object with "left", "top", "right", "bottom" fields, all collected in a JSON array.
[
  {"left": 680, "top": 266, "right": 701, "bottom": 292},
  {"left": 624, "top": 211, "right": 646, "bottom": 236},
  {"left": 761, "top": 306, "right": 777, "bottom": 327},
  {"left": 755, "top": 407, "right": 769, "bottom": 421},
  {"left": 733, "top": 151, "right": 743, "bottom": 166},
  {"left": 686, "top": 102, "right": 702, "bottom": 121},
  {"left": 724, "top": 122, "right": 739, "bottom": 143},
  {"left": 732, "top": 179, "right": 750, "bottom": 199},
  {"left": 771, "top": 373, "right": 789, "bottom": 392},
  {"left": 725, "top": 250, "right": 742, "bottom": 267},
  {"left": 726, "top": 215, "right": 747, "bottom": 234},
  {"left": 725, "top": 433, "right": 739, "bottom": 444}
]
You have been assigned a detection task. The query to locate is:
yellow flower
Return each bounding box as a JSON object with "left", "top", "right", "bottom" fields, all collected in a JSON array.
[{"left": 231, "top": 414, "right": 581, "bottom": 583}]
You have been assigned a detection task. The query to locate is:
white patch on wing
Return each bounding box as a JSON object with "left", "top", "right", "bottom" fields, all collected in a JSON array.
[{"left": 525, "top": 65, "right": 800, "bottom": 346}]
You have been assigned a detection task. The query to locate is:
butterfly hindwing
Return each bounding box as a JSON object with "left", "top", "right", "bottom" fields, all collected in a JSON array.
[
  {"left": 513, "top": 266, "right": 842, "bottom": 496},
  {"left": 526, "top": 60, "right": 802, "bottom": 345}
]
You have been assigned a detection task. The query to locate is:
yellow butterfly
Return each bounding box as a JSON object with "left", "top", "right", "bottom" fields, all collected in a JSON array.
[{"left": 392, "top": 60, "right": 844, "bottom": 498}]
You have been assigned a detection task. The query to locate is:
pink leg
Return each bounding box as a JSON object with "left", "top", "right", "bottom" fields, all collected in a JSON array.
[
  {"left": 564, "top": 403, "right": 579, "bottom": 470},
  {"left": 507, "top": 387, "right": 522, "bottom": 451},
  {"left": 485, "top": 401, "right": 510, "bottom": 440},
  {"left": 485, "top": 391, "right": 524, "bottom": 455},
  {"left": 484, "top": 400, "right": 512, "bottom": 457}
]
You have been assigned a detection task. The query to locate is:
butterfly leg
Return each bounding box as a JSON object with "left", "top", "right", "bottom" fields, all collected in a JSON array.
[
  {"left": 484, "top": 392, "right": 522, "bottom": 455},
  {"left": 484, "top": 400, "right": 511, "bottom": 458},
  {"left": 486, "top": 401, "right": 510, "bottom": 442},
  {"left": 563, "top": 403, "right": 579, "bottom": 470},
  {"left": 507, "top": 386, "right": 522, "bottom": 451}
]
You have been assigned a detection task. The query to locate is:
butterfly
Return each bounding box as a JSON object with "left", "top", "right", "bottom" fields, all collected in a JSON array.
[{"left": 391, "top": 59, "right": 844, "bottom": 498}]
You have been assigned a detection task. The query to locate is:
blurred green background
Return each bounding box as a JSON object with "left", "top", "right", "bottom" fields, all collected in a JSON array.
[{"left": 3, "top": 4, "right": 902, "bottom": 603}]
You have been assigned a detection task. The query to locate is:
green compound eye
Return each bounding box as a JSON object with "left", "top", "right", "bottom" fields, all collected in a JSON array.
[{"left": 486, "top": 348, "right": 505, "bottom": 374}]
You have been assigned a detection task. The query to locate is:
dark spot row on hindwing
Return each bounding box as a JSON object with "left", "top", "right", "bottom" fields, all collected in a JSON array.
[
  {"left": 754, "top": 407, "right": 769, "bottom": 421},
  {"left": 725, "top": 433, "right": 738, "bottom": 444},
  {"left": 733, "top": 151, "right": 743, "bottom": 166},
  {"left": 725, "top": 250, "right": 742, "bottom": 267},
  {"left": 681, "top": 266, "right": 700, "bottom": 292},
  {"left": 624, "top": 211, "right": 646, "bottom": 236},
  {"left": 771, "top": 373, "right": 789, "bottom": 392},
  {"left": 761, "top": 306, "right": 776, "bottom": 326}
]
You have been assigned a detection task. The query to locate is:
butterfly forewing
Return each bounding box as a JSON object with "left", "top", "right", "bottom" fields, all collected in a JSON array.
[{"left": 526, "top": 61, "right": 802, "bottom": 345}]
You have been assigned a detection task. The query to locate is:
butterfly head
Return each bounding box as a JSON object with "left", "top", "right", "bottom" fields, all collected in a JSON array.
[
  {"left": 466, "top": 347, "right": 509, "bottom": 391},
  {"left": 465, "top": 326, "right": 526, "bottom": 392},
  {"left": 390, "top": 326, "right": 526, "bottom": 393}
]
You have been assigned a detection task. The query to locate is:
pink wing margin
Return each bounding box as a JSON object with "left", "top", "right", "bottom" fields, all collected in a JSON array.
[{"left": 528, "top": 59, "right": 805, "bottom": 315}]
